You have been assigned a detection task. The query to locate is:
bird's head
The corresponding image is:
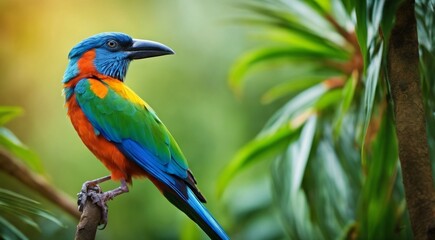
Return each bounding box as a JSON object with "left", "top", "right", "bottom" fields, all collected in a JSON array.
[{"left": 63, "top": 32, "right": 174, "bottom": 83}]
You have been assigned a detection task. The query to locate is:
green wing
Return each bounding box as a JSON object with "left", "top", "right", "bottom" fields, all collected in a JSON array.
[{"left": 74, "top": 79, "right": 189, "bottom": 178}]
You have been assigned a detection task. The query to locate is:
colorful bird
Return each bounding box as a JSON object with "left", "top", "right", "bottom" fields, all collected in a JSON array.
[{"left": 63, "top": 32, "right": 229, "bottom": 240}]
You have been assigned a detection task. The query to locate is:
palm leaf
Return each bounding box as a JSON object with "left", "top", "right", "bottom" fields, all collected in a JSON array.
[
  {"left": 222, "top": 0, "right": 415, "bottom": 239},
  {"left": 358, "top": 103, "right": 409, "bottom": 239},
  {"left": 229, "top": 46, "right": 348, "bottom": 92},
  {"left": 0, "top": 188, "right": 63, "bottom": 240},
  {"left": 360, "top": 41, "right": 383, "bottom": 166},
  {"left": 0, "top": 189, "right": 63, "bottom": 227},
  {"left": 333, "top": 72, "right": 358, "bottom": 136},
  {"left": 217, "top": 125, "right": 300, "bottom": 197},
  {"left": 0, "top": 106, "right": 44, "bottom": 173},
  {"left": 0, "top": 107, "right": 23, "bottom": 126},
  {"left": 260, "top": 83, "right": 329, "bottom": 136},
  {"left": 240, "top": 3, "right": 346, "bottom": 48},
  {"left": 0, "top": 216, "right": 29, "bottom": 240},
  {"left": 0, "top": 128, "right": 44, "bottom": 173},
  {"left": 261, "top": 75, "right": 328, "bottom": 103}
]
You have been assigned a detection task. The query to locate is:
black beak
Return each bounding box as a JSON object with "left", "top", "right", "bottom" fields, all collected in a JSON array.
[{"left": 126, "top": 39, "right": 175, "bottom": 60}]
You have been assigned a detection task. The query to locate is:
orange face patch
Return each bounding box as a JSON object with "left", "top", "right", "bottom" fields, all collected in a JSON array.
[
  {"left": 64, "top": 49, "right": 100, "bottom": 89},
  {"left": 77, "top": 49, "right": 97, "bottom": 74},
  {"left": 89, "top": 79, "right": 109, "bottom": 98}
]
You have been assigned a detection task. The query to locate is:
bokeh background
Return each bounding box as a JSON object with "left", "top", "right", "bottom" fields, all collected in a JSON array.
[{"left": 0, "top": 0, "right": 279, "bottom": 239}]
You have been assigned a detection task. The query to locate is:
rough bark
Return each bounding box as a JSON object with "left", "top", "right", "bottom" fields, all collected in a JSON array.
[
  {"left": 387, "top": 0, "right": 435, "bottom": 239},
  {"left": 74, "top": 195, "right": 102, "bottom": 240},
  {"left": 0, "top": 148, "right": 80, "bottom": 220}
]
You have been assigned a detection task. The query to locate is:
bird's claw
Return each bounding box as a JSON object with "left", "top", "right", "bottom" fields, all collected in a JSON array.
[
  {"left": 77, "top": 183, "right": 102, "bottom": 212},
  {"left": 76, "top": 177, "right": 127, "bottom": 229},
  {"left": 88, "top": 191, "right": 110, "bottom": 229},
  {"left": 77, "top": 183, "right": 109, "bottom": 228}
]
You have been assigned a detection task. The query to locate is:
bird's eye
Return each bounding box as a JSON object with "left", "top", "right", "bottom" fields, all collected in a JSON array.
[{"left": 106, "top": 40, "right": 119, "bottom": 49}]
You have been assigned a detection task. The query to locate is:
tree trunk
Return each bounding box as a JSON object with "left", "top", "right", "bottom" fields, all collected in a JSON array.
[{"left": 387, "top": 0, "right": 435, "bottom": 239}]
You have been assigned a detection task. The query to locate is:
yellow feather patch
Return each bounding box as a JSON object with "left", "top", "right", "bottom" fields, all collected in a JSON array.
[
  {"left": 103, "top": 78, "right": 148, "bottom": 106},
  {"left": 89, "top": 80, "right": 108, "bottom": 99}
]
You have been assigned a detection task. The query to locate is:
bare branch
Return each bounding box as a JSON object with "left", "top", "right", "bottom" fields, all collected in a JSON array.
[{"left": 0, "top": 148, "right": 80, "bottom": 220}]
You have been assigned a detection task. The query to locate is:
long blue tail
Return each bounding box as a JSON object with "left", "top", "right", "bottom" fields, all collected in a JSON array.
[
  {"left": 160, "top": 179, "right": 229, "bottom": 240},
  {"left": 118, "top": 139, "right": 229, "bottom": 240}
]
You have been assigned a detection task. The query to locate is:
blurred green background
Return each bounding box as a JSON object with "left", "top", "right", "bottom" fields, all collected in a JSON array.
[
  {"left": 3, "top": 1, "right": 428, "bottom": 239},
  {"left": 0, "top": 0, "right": 278, "bottom": 239}
]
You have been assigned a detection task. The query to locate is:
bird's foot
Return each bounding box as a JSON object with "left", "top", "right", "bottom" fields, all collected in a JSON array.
[
  {"left": 77, "top": 176, "right": 112, "bottom": 228},
  {"left": 77, "top": 176, "right": 111, "bottom": 211},
  {"left": 77, "top": 183, "right": 102, "bottom": 212},
  {"left": 88, "top": 190, "right": 110, "bottom": 229},
  {"left": 77, "top": 177, "right": 129, "bottom": 229},
  {"left": 77, "top": 184, "right": 112, "bottom": 228}
]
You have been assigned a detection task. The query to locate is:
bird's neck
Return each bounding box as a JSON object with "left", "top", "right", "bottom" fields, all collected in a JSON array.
[
  {"left": 63, "top": 50, "right": 101, "bottom": 84},
  {"left": 63, "top": 49, "right": 130, "bottom": 85},
  {"left": 62, "top": 50, "right": 123, "bottom": 101}
]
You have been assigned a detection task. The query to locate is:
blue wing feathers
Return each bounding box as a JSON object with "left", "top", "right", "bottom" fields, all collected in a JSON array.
[
  {"left": 119, "top": 139, "right": 187, "bottom": 179},
  {"left": 118, "top": 139, "right": 229, "bottom": 240}
]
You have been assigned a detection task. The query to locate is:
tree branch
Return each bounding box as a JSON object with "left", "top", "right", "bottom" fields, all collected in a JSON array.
[
  {"left": 74, "top": 190, "right": 102, "bottom": 240},
  {"left": 387, "top": 0, "right": 435, "bottom": 239},
  {"left": 0, "top": 148, "right": 105, "bottom": 239},
  {"left": 0, "top": 148, "right": 80, "bottom": 220}
]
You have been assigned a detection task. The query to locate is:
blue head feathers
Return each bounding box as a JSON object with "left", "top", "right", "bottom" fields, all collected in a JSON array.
[
  {"left": 63, "top": 32, "right": 174, "bottom": 83},
  {"left": 63, "top": 32, "right": 133, "bottom": 82},
  {"left": 68, "top": 32, "right": 133, "bottom": 59}
]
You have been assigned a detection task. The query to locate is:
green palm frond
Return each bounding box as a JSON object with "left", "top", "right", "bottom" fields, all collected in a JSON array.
[
  {"left": 0, "top": 106, "right": 65, "bottom": 239},
  {"left": 0, "top": 107, "right": 23, "bottom": 126},
  {"left": 0, "top": 188, "right": 63, "bottom": 240},
  {"left": 0, "top": 106, "right": 44, "bottom": 173},
  {"left": 220, "top": 0, "right": 424, "bottom": 239}
]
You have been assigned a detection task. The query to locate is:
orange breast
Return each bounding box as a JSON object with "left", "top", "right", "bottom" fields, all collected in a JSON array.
[{"left": 66, "top": 94, "right": 146, "bottom": 183}]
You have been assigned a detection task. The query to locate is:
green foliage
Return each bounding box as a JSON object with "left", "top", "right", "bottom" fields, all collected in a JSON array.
[
  {"left": 0, "top": 106, "right": 43, "bottom": 173},
  {"left": 0, "top": 188, "right": 63, "bottom": 240},
  {"left": 219, "top": 0, "right": 424, "bottom": 239},
  {"left": 0, "top": 106, "right": 62, "bottom": 239},
  {"left": 217, "top": 125, "right": 300, "bottom": 197},
  {"left": 0, "top": 107, "right": 23, "bottom": 126}
]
